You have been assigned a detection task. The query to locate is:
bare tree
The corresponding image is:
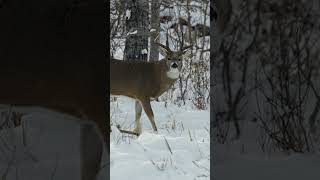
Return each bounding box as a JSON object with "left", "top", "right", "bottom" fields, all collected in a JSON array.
[
  {"left": 149, "top": 0, "right": 161, "bottom": 61},
  {"left": 124, "top": 0, "right": 149, "bottom": 61},
  {"left": 212, "top": 0, "right": 320, "bottom": 152}
]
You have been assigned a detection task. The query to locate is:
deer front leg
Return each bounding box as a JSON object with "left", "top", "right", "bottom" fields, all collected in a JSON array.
[
  {"left": 140, "top": 98, "right": 158, "bottom": 132},
  {"left": 133, "top": 100, "right": 142, "bottom": 135}
]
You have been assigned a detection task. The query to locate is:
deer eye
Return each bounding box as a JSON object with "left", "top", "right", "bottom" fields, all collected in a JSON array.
[
  {"left": 178, "top": 59, "right": 181, "bottom": 61},
  {"left": 167, "top": 58, "right": 171, "bottom": 60}
]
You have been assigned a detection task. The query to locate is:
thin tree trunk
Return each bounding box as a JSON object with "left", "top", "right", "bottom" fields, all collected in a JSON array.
[
  {"left": 124, "top": 0, "right": 149, "bottom": 61},
  {"left": 149, "top": 0, "right": 160, "bottom": 61}
]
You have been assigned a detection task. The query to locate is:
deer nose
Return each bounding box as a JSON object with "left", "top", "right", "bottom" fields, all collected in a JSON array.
[{"left": 171, "top": 63, "right": 178, "bottom": 68}]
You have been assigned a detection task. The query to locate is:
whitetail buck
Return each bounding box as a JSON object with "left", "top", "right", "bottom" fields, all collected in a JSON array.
[
  {"left": 0, "top": 0, "right": 107, "bottom": 180},
  {"left": 111, "top": 43, "right": 192, "bottom": 135}
]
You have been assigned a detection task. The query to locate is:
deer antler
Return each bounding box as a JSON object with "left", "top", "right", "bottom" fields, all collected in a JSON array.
[
  {"left": 178, "top": 44, "right": 193, "bottom": 55},
  {"left": 154, "top": 42, "right": 172, "bottom": 53},
  {"left": 180, "top": 45, "right": 193, "bottom": 51},
  {"left": 154, "top": 42, "right": 192, "bottom": 54}
]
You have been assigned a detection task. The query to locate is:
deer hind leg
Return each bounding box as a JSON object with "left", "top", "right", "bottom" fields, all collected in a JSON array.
[
  {"left": 133, "top": 100, "right": 142, "bottom": 135},
  {"left": 140, "top": 98, "right": 158, "bottom": 132}
]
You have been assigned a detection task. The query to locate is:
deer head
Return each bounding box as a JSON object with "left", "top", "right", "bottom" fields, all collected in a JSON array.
[{"left": 156, "top": 43, "right": 192, "bottom": 79}]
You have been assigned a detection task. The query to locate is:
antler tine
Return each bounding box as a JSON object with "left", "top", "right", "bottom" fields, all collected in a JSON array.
[
  {"left": 180, "top": 44, "right": 193, "bottom": 52},
  {"left": 177, "top": 44, "right": 193, "bottom": 55},
  {"left": 154, "top": 42, "right": 172, "bottom": 53}
]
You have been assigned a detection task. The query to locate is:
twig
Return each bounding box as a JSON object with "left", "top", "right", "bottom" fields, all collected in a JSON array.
[{"left": 163, "top": 136, "right": 173, "bottom": 154}]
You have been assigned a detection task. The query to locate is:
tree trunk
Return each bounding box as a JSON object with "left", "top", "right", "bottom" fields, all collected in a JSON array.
[
  {"left": 149, "top": 0, "right": 160, "bottom": 61},
  {"left": 124, "top": 0, "right": 149, "bottom": 61}
]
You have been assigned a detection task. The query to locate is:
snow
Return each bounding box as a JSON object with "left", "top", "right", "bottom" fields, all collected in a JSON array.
[
  {"left": 127, "top": 30, "right": 138, "bottom": 35},
  {"left": 110, "top": 96, "right": 210, "bottom": 180},
  {"left": 214, "top": 152, "right": 320, "bottom": 180},
  {"left": 213, "top": 120, "right": 320, "bottom": 180},
  {"left": 0, "top": 106, "right": 108, "bottom": 179},
  {"left": 150, "top": 29, "right": 156, "bottom": 32},
  {"left": 125, "top": 10, "right": 131, "bottom": 20},
  {"left": 141, "top": 49, "right": 148, "bottom": 54}
]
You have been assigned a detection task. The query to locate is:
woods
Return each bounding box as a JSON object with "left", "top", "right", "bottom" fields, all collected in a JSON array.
[
  {"left": 111, "top": 0, "right": 210, "bottom": 110},
  {"left": 213, "top": 0, "right": 320, "bottom": 153},
  {"left": 110, "top": 0, "right": 210, "bottom": 179}
]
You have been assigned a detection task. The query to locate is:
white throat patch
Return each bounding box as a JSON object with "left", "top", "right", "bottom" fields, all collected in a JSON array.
[{"left": 166, "top": 68, "right": 180, "bottom": 79}]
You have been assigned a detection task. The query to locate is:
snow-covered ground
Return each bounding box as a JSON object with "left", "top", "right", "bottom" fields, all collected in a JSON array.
[
  {"left": 110, "top": 96, "right": 210, "bottom": 180},
  {"left": 213, "top": 121, "right": 320, "bottom": 180},
  {"left": 0, "top": 106, "right": 108, "bottom": 180}
]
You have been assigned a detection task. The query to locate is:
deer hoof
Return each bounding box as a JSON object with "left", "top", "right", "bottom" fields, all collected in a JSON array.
[{"left": 132, "top": 128, "right": 141, "bottom": 136}]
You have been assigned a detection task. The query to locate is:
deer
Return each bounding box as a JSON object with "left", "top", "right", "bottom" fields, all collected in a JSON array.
[
  {"left": 0, "top": 0, "right": 107, "bottom": 180},
  {"left": 110, "top": 43, "right": 192, "bottom": 136}
]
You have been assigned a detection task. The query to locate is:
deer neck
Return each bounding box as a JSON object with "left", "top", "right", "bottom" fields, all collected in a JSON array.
[{"left": 152, "top": 60, "right": 178, "bottom": 98}]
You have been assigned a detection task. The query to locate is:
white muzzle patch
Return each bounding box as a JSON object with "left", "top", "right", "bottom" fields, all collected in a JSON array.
[{"left": 166, "top": 68, "right": 180, "bottom": 79}]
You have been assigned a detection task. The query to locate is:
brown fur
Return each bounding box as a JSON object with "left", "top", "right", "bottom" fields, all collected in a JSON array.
[
  {"left": 111, "top": 59, "right": 176, "bottom": 99},
  {"left": 110, "top": 50, "right": 183, "bottom": 135}
]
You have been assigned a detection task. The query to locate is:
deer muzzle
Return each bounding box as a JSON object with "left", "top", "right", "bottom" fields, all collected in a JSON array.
[{"left": 171, "top": 62, "right": 178, "bottom": 69}]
